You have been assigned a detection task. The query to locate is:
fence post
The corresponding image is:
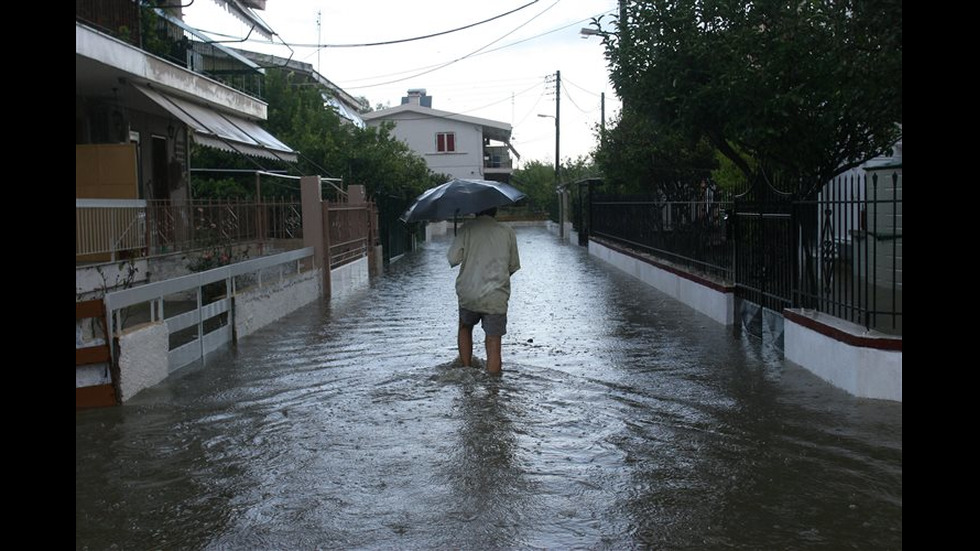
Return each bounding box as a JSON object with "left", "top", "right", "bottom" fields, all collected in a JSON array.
[
  {"left": 301, "top": 175, "right": 329, "bottom": 299},
  {"left": 322, "top": 202, "right": 333, "bottom": 299},
  {"left": 371, "top": 201, "right": 383, "bottom": 276}
]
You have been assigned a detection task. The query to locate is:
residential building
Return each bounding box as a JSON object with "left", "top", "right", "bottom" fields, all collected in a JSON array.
[
  {"left": 76, "top": 0, "right": 297, "bottom": 261},
  {"left": 362, "top": 89, "right": 519, "bottom": 182}
]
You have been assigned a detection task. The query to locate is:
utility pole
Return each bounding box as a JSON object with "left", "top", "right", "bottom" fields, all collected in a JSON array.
[
  {"left": 555, "top": 69, "right": 563, "bottom": 239},
  {"left": 601, "top": 92, "right": 605, "bottom": 136}
]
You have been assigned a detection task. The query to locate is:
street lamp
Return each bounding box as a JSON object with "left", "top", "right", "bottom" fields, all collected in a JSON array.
[
  {"left": 579, "top": 28, "right": 607, "bottom": 137},
  {"left": 537, "top": 113, "right": 565, "bottom": 238}
]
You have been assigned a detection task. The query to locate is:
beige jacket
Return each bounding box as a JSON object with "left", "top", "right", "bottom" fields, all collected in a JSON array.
[{"left": 447, "top": 215, "right": 521, "bottom": 314}]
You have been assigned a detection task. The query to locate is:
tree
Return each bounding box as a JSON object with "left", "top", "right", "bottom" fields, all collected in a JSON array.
[
  {"left": 592, "top": 109, "right": 717, "bottom": 197},
  {"left": 512, "top": 160, "right": 557, "bottom": 218},
  {"left": 599, "top": 0, "right": 902, "bottom": 198},
  {"left": 513, "top": 156, "right": 602, "bottom": 222}
]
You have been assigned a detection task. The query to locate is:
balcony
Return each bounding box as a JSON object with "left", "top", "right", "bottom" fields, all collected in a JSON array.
[
  {"left": 76, "top": 0, "right": 142, "bottom": 48},
  {"left": 483, "top": 145, "right": 514, "bottom": 174},
  {"left": 76, "top": 0, "right": 265, "bottom": 101}
]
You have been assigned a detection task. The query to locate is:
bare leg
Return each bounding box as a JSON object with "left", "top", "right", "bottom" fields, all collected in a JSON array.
[
  {"left": 458, "top": 322, "right": 474, "bottom": 367},
  {"left": 485, "top": 335, "right": 502, "bottom": 374}
]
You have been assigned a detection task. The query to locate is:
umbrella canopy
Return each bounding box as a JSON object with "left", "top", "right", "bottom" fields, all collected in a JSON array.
[{"left": 400, "top": 178, "right": 527, "bottom": 223}]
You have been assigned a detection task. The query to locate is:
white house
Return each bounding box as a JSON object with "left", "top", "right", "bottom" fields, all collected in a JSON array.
[{"left": 362, "top": 89, "right": 519, "bottom": 182}]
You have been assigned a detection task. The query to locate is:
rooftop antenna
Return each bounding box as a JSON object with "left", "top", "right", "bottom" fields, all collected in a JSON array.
[{"left": 316, "top": 10, "right": 322, "bottom": 74}]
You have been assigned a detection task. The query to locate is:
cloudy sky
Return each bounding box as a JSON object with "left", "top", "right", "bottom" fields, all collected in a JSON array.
[{"left": 183, "top": 0, "right": 622, "bottom": 167}]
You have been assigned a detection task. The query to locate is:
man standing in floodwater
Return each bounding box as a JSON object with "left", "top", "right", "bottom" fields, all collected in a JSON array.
[{"left": 447, "top": 207, "right": 521, "bottom": 374}]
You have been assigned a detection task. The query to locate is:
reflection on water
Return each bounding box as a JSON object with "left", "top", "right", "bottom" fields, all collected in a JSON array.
[{"left": 76, "top": 226, "right": 902, "bottom": 550}]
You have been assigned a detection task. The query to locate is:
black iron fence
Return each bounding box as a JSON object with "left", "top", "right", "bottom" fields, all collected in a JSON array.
[
  {"left": 589, "top": 171, "right": 902, "bottom": 335},
  {"left": 376, "top": 194, "right": 420, "bottom": 264},
  {"left": 795, "top": 171, "right": 902, "bottom": 334},
  {"left": 591, "top": 189, "right": 733, "bottom": 281},
  {"left": 731, "top": 196, "right": 795, "bottom": 314}
]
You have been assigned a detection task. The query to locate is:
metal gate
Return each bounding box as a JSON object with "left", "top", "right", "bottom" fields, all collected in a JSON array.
[
  {"left": 731, "top": 180, "right": 798, "bottom": 341},
  {"left": 732, "top": 195, "right": 795, "bottom": 312},
  {"left": 376, "top": 193, "right": 419, "bottom": 264}
]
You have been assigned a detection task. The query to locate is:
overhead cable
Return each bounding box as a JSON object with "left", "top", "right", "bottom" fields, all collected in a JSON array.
[
  {"left": 343, "top": 0, "right": 563, "bottom": 90},
  {"left": 298, "top": 1, "right": 540, "bottom": 48},
  {"left": 339, "top": 8, "right": 614, "bottom": 89}
]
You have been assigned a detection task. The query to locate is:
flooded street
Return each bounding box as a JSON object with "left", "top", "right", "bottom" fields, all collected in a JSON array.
[{"left": 76, "top": 226, "right": 902, "bottom": 550}]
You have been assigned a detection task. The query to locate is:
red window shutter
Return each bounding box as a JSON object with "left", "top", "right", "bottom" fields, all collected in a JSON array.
[
  {"left": 437, "top": 133, "right": 445, "bottom": 152},
  {"left": 447, "top": 133, "right": 455, "bottom": 152}
]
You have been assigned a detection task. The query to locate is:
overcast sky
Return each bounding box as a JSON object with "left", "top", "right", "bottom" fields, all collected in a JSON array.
[{"left": 183, "top": 0, "right": 622, "bottom": 167}]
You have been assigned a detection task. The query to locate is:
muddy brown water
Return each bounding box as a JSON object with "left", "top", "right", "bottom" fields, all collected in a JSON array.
[{"left": 76, "top": 226, "right": 902, "bottom": 550}]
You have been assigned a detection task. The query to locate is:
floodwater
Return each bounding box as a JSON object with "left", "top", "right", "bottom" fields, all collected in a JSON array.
[{"left": 76, "top": 226, "right": 902, "bottom": 550}]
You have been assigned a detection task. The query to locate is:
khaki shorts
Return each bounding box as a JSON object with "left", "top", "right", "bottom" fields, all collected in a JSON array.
[{"left": 459, "top": 307, "right": 507, "bottom": 336}]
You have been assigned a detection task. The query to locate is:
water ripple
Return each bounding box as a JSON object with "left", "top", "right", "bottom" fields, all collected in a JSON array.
[{"left": 77, "top": 226, "right": 902, "bottom": 550}]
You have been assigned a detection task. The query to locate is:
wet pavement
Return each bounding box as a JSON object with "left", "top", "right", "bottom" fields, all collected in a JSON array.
[{"left": 76, "top": 225, "right": 902, "bottom": 550}]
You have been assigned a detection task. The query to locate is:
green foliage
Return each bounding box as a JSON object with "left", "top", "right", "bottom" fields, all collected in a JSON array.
[
  {"left": 191, "top": 177, "right": 252, "bottom": 201},
  {"left": 262, "top": 69, "right": 439, "bottom": 201},
  {"left": 592, "top": 109, "right": 717, "bottom": 197},
  {"left": 600, "top": 0, "right": 902, "bottom": 198},
  {"left": 139, "top": 2, "right": 181, "bottom": 62},
  {"left": 512, "top": 160, "right": 557, "bottom": 219},
  {"left": 711, "top": 148, "right": 756, "bottom": 194},
  {"left": 561, "top": 155, "right": 601, "bottom": 186},
  {"left": 513, "top": 157, "right": 602, "bottom": 221}
]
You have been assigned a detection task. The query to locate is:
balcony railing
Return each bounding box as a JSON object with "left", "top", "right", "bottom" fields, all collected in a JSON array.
[
  {"left": 76, "top": 0, "right": 141, "bottom": 47},
  {"left": 76, "top": 199, "right": 304, "bottom": 261},
  {"left": 76, "top": 199, "right": 148, "bottom": 261},
  {"left": 483, "top": 147, "right": 513, "bottom": 170}
]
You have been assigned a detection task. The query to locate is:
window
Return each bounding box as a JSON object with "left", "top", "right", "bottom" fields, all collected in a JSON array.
[{"left": 436, "top": 132, "right": 456, "bottom": 153}]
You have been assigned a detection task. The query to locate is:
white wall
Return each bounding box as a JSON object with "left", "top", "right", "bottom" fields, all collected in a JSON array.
[
  {"left": 589, "top": 240, "right": 735, "bottom": 325},
  {"left": 784, "top": 310, "right": 902, "bottom": 401},
  {"left": 235, "top": 268, "right": 322, "bottom": 340},
  {"left": 382, "top": 113, "right": 485, "bottom": 179},
  {"left": 77, "top": 23, "right": 266, "bottom": 120},
  {"left": 330, "top": 257, "right": 370, "bottom": 301},
  {"left": 117, "top": 321, "right": 169, "bottom": 401}
]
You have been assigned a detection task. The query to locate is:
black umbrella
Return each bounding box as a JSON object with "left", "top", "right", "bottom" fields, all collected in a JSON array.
[{"left": 400, "top": 178, "right": 526, "bottom": 223}]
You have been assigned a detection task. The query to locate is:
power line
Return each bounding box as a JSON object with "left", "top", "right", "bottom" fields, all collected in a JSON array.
[
  {"left": 513, "top": 86, "right": 549, "bottom": 127},
  {"left": 561, "top": 85, "right": 590, "bottom": 114},
  {"left": 337, "top": 9, "right": 613, "bottom": 87},
  {"left": 299, "top": 1, "right": 541, "bottom": 48},
  {"left": 198, "top": 7, "right": 617, "bottom": 92},
  {"left": 443, "top": 80, "right": 545, "bottom": 116},
  {"left": 344, "top": 13, "right": 615, "bottom": 91},
  {"left": 342, "top": 0, "right": 563, "bottom": 90},
  {"left": 476, "top": 10, "right": 614, "bottom": 58},
  {"left": 562, "top": 76, "right": 603, "bottom": 97}
]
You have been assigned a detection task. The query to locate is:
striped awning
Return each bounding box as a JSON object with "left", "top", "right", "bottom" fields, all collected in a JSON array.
[{"left": 134, "top": 83, "right": 297, "bottom": 163}]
